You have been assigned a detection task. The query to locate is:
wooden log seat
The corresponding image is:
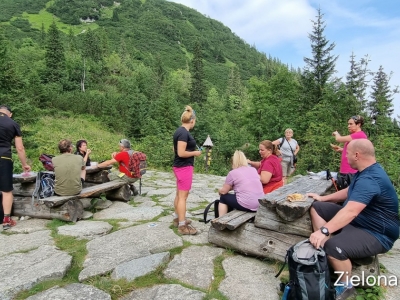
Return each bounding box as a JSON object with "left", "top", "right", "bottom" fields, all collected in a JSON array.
[
  {"left": 259, "top": 175, "right": 332, "bottom": 222},
  {"left": 40, "top": 180, "right": 129, "bottom": 208},
  {"left": 211, "top": 210, "right": 256, "bottom": 231}
]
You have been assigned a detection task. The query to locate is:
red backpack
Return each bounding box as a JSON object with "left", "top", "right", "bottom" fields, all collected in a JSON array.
[
  {"left": 121, "top": 150, "right": 147, "bottom": 178},
  {"left": 39, "top": 154, "right": 55, "bottom": 171}
]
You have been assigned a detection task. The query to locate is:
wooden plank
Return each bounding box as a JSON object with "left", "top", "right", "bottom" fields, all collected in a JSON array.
[
  {"left": 259, "top": 176, "right": 332, "bottom": 221},
  {"left": 85, "top": 170, "right": 110, "bottom": 184},
  {"left": 254, "top": 205, "right": 312, "bottom": 237},
  {"left": 105, "top": 184, "right": 131, "bottom": 201},
  {"left": 85, "top": 165, "right": 111, "bottom": 174},
  {"left": 208, "top": 223, "right": 304, "bottom": 262},
  {"left": 211, "top": 210, "right": 250, "bottom": 231},
  {"left": 226, "top": 212, "right": 256, "bottom": 230},
  {"left": 41, "top": 180, "right": 128, "bottom": 207}
]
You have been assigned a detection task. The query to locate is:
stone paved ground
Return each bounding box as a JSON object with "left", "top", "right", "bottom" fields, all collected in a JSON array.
[{"left": 0, "top": 170, "right": 398, "bottom": 299}]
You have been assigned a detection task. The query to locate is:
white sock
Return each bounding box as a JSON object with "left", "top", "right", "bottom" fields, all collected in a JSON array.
[
  {"left": 178, "top": 221, "right": 186, "bottom": 226},
  {"left": 172, "top": 212, "right": 178, "bottom": 218}
]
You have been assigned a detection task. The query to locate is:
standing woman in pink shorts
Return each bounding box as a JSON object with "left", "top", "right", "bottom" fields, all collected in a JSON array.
[{"left": 172, "top": 106, "right": 202, "bottom": 235}]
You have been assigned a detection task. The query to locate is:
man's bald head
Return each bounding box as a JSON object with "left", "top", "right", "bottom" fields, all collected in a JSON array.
[{"left": 348, "top": 139, "right": 375, "bottom": 157}]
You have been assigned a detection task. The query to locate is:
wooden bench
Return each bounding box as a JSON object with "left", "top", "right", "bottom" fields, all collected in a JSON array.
[{"left": 211, "top": 210, "right": 256, "bottom": 231}]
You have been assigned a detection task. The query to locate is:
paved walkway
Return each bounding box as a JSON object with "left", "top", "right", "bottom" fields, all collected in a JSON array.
[{"left": 0, "top": 170, "right": 399, "bottom": 299}]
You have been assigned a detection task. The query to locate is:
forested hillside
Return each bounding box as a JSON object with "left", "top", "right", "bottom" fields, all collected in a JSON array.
[{"left": 1, "top": 0, "right": 400, "bottom": 193}]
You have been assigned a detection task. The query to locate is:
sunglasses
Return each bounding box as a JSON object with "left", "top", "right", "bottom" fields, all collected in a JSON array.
[{"left": 351, "top": 115, "right": 361, "bottom": 122}]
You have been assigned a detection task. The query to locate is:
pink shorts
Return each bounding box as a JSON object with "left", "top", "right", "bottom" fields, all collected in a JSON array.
[{"left": 173, "top": 166, "right": 194, "bottom": 191}]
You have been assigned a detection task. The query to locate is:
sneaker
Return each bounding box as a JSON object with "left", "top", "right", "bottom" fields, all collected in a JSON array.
[
  {"left": 178, "top": 224, "right": 197, "bottom": 235},
  {"left": 3, "top": 219, "right": 17, "bottom": 230},
  {"left": 336, "top": 285, "right": 356, "bottom": 300},
  {"left": 173, "top": 218, "right": 192, "bottom": 227}
]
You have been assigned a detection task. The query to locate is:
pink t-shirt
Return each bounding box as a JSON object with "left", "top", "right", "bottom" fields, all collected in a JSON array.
[
  {"left": 340, "top": 131, "right": 367, "bottom": 173},
  {"left": 225, "top": 166, "right": 264, "bottom": 211}
]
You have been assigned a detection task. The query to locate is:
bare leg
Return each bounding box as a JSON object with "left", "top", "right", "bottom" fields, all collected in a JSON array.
[
  {"left": 176, "top": 190, "right": 189, "bottom": 222},
  {"left": 80, "top": 169, "right": 86, "bottom": 180},
  {"left": 328, "top": 256, "right": 352, "bottom": 284},
  {"left": 283, "top": 177, "right": 287, "bottom": 185},
  {"left": 218, "top": 203, "right": 228, "bottom": 217},
  {"left": 2, "top": 191, "right": 13, "bottom": 215}
]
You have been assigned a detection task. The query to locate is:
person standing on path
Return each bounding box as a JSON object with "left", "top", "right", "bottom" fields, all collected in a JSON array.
[
  {"left": 172, "top": 105, "right": 202, "bottom": 235},
  {"left": 0, "top": 105, "right": 31, "bottom": 230},
  {"left": 330, "top": 115, "right": 367, "bottom": 189}
]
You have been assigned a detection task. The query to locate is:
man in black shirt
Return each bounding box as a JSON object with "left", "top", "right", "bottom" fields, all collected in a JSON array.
[{"left": 0, "top": 105, "right": 31, "bottom": 230}]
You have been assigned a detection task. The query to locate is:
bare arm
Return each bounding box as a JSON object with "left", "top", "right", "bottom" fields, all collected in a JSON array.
[
  {"left": 260, "top": 170, "right": 272, "bottom": 185},
  {"left": 307, "top": 187, "right": 348, "bottom": 203},
  {"left": 97, "top": 158, "right": 118, "bottom": 168},
  {"left": 177, "top": 141, "right": 202, "bottom": 158},
  {"left": 14, "top": 137, "right": 31, "bottom": 172},
  {"left": 219, "top": 183, "right": 232, "bottom": 195},
  {"left": 294, "top": 144, "right": 300, "bottom": 155},
  {"left": 272, "top": 139, "right": 281, "bottom": 146},
  {"left": 247, "top": 159, "right": 261, "bottom": 168},
  {"left": 333, "top": 131, "right": 352, "bottom": 143}
]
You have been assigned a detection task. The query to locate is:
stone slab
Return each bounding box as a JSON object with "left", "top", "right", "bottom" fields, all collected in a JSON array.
[
  {"left": 8, "top": 219, "right": 50, "bottom": 234},
  {"left": 121, "top": 284, "right": 205, "bottom": 300},
  {"left": 26, "top": 283, "right": 111, "bottom": 300},
  {"left": 57, "top": 221, "right": 113, "bottom": 240},
  {"left": 0, "top": 230, "right": 53, "bottom": 257},
  {"left": 92, "top": 201, "right": 163, "bottom": 221}
]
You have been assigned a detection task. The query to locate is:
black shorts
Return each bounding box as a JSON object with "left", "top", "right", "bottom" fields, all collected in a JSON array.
[
  {"left": 219, "top": 193, "right": 253, "bottom": 212},
  {"left": 0, "top": 158, "right": 13, "bottom": 192},
  {"left": 312, "top": 201, "right": 385, "bottom": 260}
]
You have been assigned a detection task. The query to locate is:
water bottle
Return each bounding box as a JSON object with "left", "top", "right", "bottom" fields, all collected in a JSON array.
[{"left": 282, "top": 284, "right": 290, "bottom": 300}]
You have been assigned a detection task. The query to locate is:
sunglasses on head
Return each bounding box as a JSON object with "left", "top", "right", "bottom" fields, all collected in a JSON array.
[{"left": 351, "top": 115, "right": 361, "bottom": 122}]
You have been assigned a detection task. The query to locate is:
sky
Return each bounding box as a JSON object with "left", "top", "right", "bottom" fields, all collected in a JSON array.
[{"left": 167, "top": 0, "right": 400, "bottom": 117}]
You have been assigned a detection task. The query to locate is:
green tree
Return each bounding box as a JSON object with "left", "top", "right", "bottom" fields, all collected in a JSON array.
[
  {"left": 0, "top": 31, "right": 21, "bottom": 97},
  {"left": 303, "top": 8, "right": 338, "bottom": 104},
  {"left": 346, "top": 53, "right": 370, "bottom": 112},
  {"left": 44, "top": 21, "right": 65, "bottom": 83},
  {"left": 189, "top": 40, "right": 206, "bottom": 105}
]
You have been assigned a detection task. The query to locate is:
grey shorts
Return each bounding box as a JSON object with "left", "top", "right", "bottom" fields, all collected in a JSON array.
[
  {"left": 281, "top": 160, "right": 293, "bottom": 177},
  {"left": 312, "top": 201, "right": 386, "bottom": 260}
]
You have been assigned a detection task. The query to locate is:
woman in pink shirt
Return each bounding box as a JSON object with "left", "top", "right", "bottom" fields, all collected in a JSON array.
[
  {"left": 331, "top": 115, "right": 367, "bottom": 189},
  {"left": 218, "top": 150, "right": 264, "bottom": 217}
]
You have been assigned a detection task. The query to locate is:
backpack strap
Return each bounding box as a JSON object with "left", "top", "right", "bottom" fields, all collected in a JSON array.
[
  {"left": 275, "top": 251, "right": 288, "bottom": 278},
  {"left": 279, "top": 137, "right": 285, "bottom": 149},
  {"left": 200, "top": 200, "right": 219, "bottom": 223}
]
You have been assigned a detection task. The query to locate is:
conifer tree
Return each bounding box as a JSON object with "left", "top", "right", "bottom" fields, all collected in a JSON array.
[
  {"left": 303, "top": 8, "right": 338, "bottom": 103},
  {"left": 189, "top": 40, "right": 206, "bottom": 105},
  {"left": 346, "top": 53, "right": 370, "bottom": 112},
  {"left": 44, "top": 21, "right": 65, "bottom": 83},
  {"left": 0, "top": 32, "right": 20, "bottom": 96},
  {"left": 368, "top": 66, "right": 395, "bottom": 135}
]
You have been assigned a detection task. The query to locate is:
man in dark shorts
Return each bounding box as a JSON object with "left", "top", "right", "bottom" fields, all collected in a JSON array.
[
  {"left": 0, "top": 105, "right": 31, "bottom": 230},
  {"left": 307, "top": 139, "right": 399, "bottom": 300}
]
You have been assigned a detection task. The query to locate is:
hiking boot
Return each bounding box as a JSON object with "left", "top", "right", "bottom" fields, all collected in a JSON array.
[
  {"left": 173, "top": 218, "right": 192, "bottom": 227},
  {"left": 178, "top": 224, "right": 197, "bottom": 235},
  {"left": 336, "top": 285, "right": 356, "bottom": 300},
  {"left": 3, "top": 219, "right": 17, "bottom": 230},
  {"left": 129, "top": 184, "right": 139, "bottom": 196}
]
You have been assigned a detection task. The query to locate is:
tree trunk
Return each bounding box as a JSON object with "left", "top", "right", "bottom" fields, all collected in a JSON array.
[
  {"left": 12, "top": 183, "right": 37, "bottom": 197},
  {"left": 105, "top": 184, "right": 131, "bottom": 201},
  {"left": 13, "top": 197, "right": 84, "bottom": 222}
]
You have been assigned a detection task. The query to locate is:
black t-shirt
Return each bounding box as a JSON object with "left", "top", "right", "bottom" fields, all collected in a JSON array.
[
  {"left": 173, "top": 126, "right": 196, "bottom": 167},
  {"left": 74, "top": 151, "right": 91, "bottom": 166},
  {"left": 0, "top": 112, "right": 22, "bottom": 158}
]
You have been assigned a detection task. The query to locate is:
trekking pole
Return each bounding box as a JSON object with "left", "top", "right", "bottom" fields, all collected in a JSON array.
[{"left": 326, "top": 169, "right": 339, "bottom": 191}]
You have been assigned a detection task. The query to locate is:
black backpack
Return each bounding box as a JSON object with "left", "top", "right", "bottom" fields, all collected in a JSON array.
[{"left": 276, "top": 239, "right": 336, "bottom": 300}]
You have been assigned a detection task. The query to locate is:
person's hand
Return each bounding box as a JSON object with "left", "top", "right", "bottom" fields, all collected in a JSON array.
[
  {"left": 194, "top": 150, "right": 202, "bottom": 157},
  {"left": 111, "top": 152, "right": 117, "bottom": 158},
  {"left": 306, "top": 193, "right": 322, "bottom": 201},
  {"left": 86, "top": 149, "right": 92, "bottom": 155},
  {"left": 309, "top": 230, "right": 327, "bottom": 249},
  {"left": 23, "top": 164, "right": 31, "bottom": 172},
  {"left": 332, "top": 131, "right": 339, "bottom": 136}
]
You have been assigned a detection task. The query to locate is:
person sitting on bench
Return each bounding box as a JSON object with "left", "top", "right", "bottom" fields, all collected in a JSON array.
[
  {"left": 53, "top": 139, "right": 86, "bottom": 196},
  {"left": 96, "top": 139, "right": 139, "bottom": 195},
  {"left": 307, "top": 139, "right": 399, "bottom": 300},
  {"left": 218, "top": 150, "right": 263, "bottom": 217}
]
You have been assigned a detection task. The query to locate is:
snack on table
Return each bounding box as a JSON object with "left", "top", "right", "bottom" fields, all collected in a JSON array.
[{"left": 287, "top": 193, "right": 306, "bottom": 202}]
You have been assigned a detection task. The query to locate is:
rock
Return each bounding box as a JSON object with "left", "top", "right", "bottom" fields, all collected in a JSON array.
[
  {"left": 8, "top": 219, "right": 50, "bottom": 234},
  {"left": 81, "top": 211, "right": 93, "bottom": 219},
  {"left": 121, "top": 284, "right": 205, "bottom": 300},
  {"left": 146, "top": 188, "right": 176, "bottom": 196},
  {"left": 163, "top": 245, "right": 223, "bottom": 289},
  {"left": 92, "top": 201, "right": 163, "bottom": 221},
  {"left": 137, "top": 201, "right": 156, "bottom": 207},
  {"left": 112, "top": 252, "right": 170, "bottom": 281},
  {"left": 181, "top": 221, "right": 210, "bottom": 245},
  {"left": 0, "top": 230, "right": 53, "bottom": 257},
  {"left": 26, "top": 283, "right": 111, "bottom": 300},
  {"left": 79, "top": 222, "right": 182, "bottom": 281},
  {"left": 57, "top": 221, "right": 113, "bottom": 240},
  {"left": 0, "top": 245, "right": 72, "bottom": 300},
  {"left": 219, "top": 255, "right": 280, "bottom": 300},
  {"left": 95, "top": 199, "right": 113, "bottom": 209}
]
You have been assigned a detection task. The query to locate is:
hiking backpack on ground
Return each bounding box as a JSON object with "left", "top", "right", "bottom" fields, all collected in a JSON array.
[
  {"left": 276, "top": 239, "right": 336, "bottom": 300},
  {"left": 39, "top": 154, "right": 55, "bottom": 171}
]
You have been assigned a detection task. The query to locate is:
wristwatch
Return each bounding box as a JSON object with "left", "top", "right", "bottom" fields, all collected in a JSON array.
[{"left": 320, "top": 226, "right": 330, "bottom": 236}]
